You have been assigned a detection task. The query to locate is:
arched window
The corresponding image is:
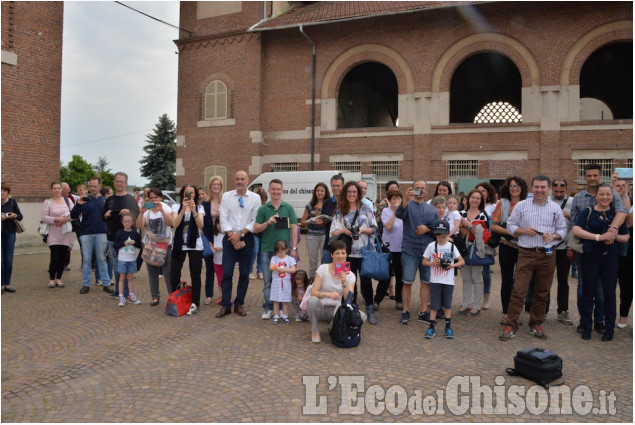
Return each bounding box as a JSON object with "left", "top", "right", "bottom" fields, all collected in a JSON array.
[
  {"left": 450, "top": 52, "right": 522, "bottom": 124},
  {"left": 205, "top": 80, "right": 227, "bottom": 120},
  {"left": 580, "top": 42, "right": 632, "bottom": 120},
  {"left": 338, "top": 62, "right": 398, "bottom": 128},
  {"left": 474, "top": 101, "right": 522, "bottom": 124}
]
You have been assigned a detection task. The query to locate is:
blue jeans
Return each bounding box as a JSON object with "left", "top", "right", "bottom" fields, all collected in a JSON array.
[
  {"left": 79, "top": 234, "right": 109, "bottom": 287},
  {"left": 220, "top": 234, "right": 254, "bottom": 309},
  {"left": 1, "top": 231, "right": 16, "bottom": 287},
  {"left": 96, "top": 241, "right": 115, "bottom": 284},
  {"left": 575, "top": 252, "right": 604, "bottom": 324},
  {"left": 401, "top": 251, "right": 431, "bottom": 284},
  {"left": 261, "top": 251, "right": 275, "bottom": 312},
  {"left": 321, "top": 249, "right": 332, "bottom": 265},
  {"left": 482, "top": 264, "right": 491, "bottom": 295},
  {"left": 108, "top": 241, "right": 128, "bottom": 297},
  {"left": 249, "top": 234, "right": 263, "bottom": 274}
]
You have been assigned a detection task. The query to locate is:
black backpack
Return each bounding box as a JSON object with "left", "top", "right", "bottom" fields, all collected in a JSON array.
[
  {"left": 506, "top": 347, "right": 563, "bottom": 387},
  {"left": 329, "top": 292, "right": 363, "bottom": 348}
]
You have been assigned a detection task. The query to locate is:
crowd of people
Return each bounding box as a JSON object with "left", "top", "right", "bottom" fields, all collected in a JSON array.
[{"left": 1, "top": 163, "right": 632, "bottom": 343}]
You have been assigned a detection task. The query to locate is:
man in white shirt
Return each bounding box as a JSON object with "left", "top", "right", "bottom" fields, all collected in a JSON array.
[{"left": 216, "top": 171, "right": 261, "bottom": 318}]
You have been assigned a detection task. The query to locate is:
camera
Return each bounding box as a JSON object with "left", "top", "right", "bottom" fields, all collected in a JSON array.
[
  {"left": 185, "top": 191, "right": 193, "bottom": 200},
  {"left": 350, "top": 224, "right": 360, "bottom": 240},
  {"left": 413, "top": 189, "right": 423, "bottom": 196},
  {"left": 439, "top": 258, "right": 452, "bottom": 270},
  {"left": 82, "top": 196, "right": 91, "bottom": 202}
]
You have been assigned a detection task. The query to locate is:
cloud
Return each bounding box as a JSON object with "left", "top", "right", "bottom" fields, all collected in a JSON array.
[{"left": 61, "top": 1, "right": 179, "bottom": 186}]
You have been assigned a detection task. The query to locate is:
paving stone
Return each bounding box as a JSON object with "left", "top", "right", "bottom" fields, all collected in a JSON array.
[{"left": 1, "top": 246, "right": 632, "bottom": 422}]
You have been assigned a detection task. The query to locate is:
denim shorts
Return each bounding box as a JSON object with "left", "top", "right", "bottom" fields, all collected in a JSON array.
[
  {"left": 117, "top": 260, "right": 137, "bottom": 275},
  {"left": 429, "top": 282, "right": 454, "bottom": 310},
  {"left": 401, "top": 251, "right": 430, "bottom": 284}
]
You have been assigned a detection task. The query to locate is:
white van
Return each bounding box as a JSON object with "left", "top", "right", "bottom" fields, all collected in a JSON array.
[{"left": 248, "top": 171, "right": 377, "bottom": 220}]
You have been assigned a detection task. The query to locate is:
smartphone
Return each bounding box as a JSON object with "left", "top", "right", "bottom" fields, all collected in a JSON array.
[
  {"left": 335, "top": 262, "right": 350, "bottom": 274},
  {"left": 413, "top": 189, "right": 423, "bottom": 196},
  {"left": 82, "top": 196, "right": 91, "bottom": 202},
  {"left": 534, "top": 230, "right": 544, "bottom": 236},
  {"left": 185, "top": 191, "right": 193, "bottom": 200},
  {"left": 615, "top": 168, "right": 633, "bottom": 179},
  {"left": 144, "top": 201, "right": 155, "bottom": 209}
]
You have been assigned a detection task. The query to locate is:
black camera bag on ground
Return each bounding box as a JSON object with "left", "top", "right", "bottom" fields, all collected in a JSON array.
[{"left": 506, "top": 347, "right": 563, "bottom": 387}]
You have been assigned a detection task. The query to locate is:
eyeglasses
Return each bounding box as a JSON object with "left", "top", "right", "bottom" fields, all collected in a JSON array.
[{"left": 238, "top": 197, "right": 244, "bottom": 208}]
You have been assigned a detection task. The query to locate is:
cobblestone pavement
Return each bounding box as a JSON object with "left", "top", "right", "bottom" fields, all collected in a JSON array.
[{"left": 2, "top": 244, "right": 632, "bottom": 422}]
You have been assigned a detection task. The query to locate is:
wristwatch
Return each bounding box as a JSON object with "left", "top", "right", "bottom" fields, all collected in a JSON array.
[{"left": 291, "top": 247, "right": 298, "bottom": 251}]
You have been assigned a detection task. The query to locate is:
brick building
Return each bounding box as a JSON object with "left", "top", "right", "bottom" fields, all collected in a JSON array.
[
  {"left": 175, "top": 1, "right": 632, "bottom": 196},
  {"left": 1, "top": 1, "right": 64, "bottom": 201}
]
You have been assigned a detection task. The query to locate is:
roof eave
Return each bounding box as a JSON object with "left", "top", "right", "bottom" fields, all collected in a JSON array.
[{"left": 248, "top": 1, "right": 492, "bottom": 33}]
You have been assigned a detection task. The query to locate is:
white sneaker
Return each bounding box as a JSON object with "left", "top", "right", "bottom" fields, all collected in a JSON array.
[
  {"left": 295, "top": 317, "right": 303, "bottom": 322},
  {"left": 95, "top": 280, "right": 103, "bottom": 286},
  {"left": 261, "top": 310, "right": 273, "bottom": 320},
  {"left": 128, "top": 294, "right": 141, "bottom": 305},
  {"left": 118, "top": 297, "right": 126, "bottom": 307},
  {"left": 186, "top": 304, "right": 198, "bottom": 315}
]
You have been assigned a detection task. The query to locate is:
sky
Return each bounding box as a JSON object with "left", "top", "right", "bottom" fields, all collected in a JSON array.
[{"left": 61, "top": 1, "right": 181, "bottom": 187}]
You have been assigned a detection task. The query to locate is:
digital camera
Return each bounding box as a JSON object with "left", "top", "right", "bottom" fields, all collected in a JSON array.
[
  {"left": 350, "top": 224, "right": 360, "bottom": 240},
  {"left": 439, "top": 258, "right": 452, "bottom": 270}
]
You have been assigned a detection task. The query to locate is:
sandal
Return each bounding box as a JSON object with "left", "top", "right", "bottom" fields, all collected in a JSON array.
[
  {"left": 48, "top": 281, "right": 56, "bottom": 288},
  {"left": 150, "top": 299, "right": 160, "bottom": 306},
  {"left": 56, "top": 281, "right": 65, "bottom": 288}
]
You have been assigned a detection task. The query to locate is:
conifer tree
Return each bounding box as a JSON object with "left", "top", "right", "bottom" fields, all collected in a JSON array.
[{"left": 139, "top": 114, "right": 176, "bottom": 190}]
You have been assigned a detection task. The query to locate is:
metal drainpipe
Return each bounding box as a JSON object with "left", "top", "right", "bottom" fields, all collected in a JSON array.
[{"left": 299, "top": 25, "right": 316, "bottom": 171}]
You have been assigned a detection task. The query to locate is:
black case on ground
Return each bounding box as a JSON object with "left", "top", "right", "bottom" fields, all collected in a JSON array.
[{"left": 507, "top": 347, "right": 563, "bottom": 387}]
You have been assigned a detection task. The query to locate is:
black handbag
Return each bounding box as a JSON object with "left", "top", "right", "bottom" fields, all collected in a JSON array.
[
  {"left": 451, "top": 234, "right": 468, "bottom": 257},
  {"left": 487, "top": 232, "right": 502, "bottom": 248}
]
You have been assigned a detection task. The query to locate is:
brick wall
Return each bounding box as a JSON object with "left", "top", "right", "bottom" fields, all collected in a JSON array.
[
  {"left": 1, "top": 2, "right": 64, "bottom": 201},
  {"left": 175, "top": 1, "right": 632, "bottom": 191}
]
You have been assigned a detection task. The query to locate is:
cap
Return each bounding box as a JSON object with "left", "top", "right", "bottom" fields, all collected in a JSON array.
[{"left": 433, "top": 220, "right": 450, "bottom": 235}]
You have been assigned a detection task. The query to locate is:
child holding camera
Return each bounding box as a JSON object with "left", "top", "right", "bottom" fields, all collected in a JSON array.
[
  {"left": 113, "top": 213, "right": 142, "bottom": 306},
  {"left": 269, "top": 239, "right": 297, "bottom": 324},
  {"left": 421, "top": 220, "right": 465, "bottom": 339}
]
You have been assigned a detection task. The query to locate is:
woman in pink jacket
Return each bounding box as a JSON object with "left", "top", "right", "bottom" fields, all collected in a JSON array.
[{"left": 41, "top": 182, "right": 75, "bottom": 288}]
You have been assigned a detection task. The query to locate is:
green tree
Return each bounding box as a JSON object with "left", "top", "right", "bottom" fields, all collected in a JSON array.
[
  {"left": 60, "top": 154, "right": 95, "bottom": 190},
  {"left": 99, "top": 169, "right": 115, "bottom": 190},
  {"left": 139, "top": 113, "right": 176, "bottom": 190}
]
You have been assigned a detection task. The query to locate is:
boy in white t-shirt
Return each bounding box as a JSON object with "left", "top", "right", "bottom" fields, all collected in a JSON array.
[{"left": 421, "top": 220, "right": 465, "bottom": 339}]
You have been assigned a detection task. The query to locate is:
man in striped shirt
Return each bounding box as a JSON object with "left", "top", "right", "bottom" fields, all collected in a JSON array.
[{"left": 500, "top": 175, "right": 568, "bottom": 341}]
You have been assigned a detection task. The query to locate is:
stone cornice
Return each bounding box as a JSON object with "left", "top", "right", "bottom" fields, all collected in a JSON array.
[{"left": 175, "top": 31, "right": 260, "bottom": 52}]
